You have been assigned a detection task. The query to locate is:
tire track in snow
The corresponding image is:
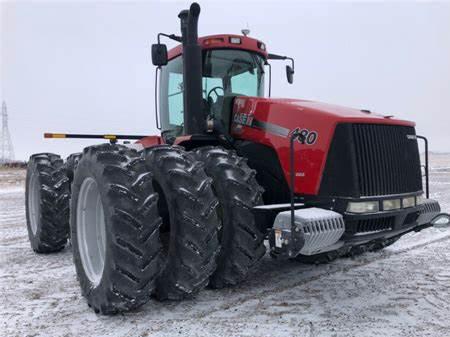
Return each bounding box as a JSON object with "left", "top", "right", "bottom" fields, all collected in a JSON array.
[{"left": 193, "top": 234, "right": 450, "bottom": 319}]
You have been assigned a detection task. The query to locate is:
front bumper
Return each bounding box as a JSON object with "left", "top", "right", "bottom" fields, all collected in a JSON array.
[
  {"left": 344, "top": 198, "right": 440, "bottom": 240},
  {"left": 266, "top": 198, "right": 441, "bottom": 259}
]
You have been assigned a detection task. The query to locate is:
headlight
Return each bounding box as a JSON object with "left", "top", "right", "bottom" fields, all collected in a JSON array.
[
  {"left": 383, "top": 199, "right": 401, "bottom": 211},
  {"left": 416, "top": 194, "right": 425, "bottom": 205},
  {"left": 347, "top": 201, "right": 379, "bottom": 214},
  {"left": 402, "top": 196, "right": 415, "bottom": 208}
]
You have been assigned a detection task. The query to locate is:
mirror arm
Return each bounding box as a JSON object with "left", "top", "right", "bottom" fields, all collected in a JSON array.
[
  {"left": 286, "top": 57, "right": 295, "bottom": 72},
  {"left": 268, "top": 53, "right": 295, "bottom": 84},
  {"left": 268, "top": 53, "right": 295, "bottom": 69},
  {"left": 157, "top": 32, "right": 182, "bottom": 44},
  {"left": 268, "top": 53, "right": 286, "bottom": 60}
]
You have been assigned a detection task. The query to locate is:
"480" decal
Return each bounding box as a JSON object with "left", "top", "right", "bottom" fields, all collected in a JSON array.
[{"left": 291, "top": 127, "right": 318, "bottom": 145}]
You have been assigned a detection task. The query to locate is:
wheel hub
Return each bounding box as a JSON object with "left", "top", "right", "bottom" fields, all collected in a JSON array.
[
  {"left": 77, "top": 177, "right": 107, "bottom": 286},
  {"left": 28, "top": 171, "right": 41, "bottom": 235}
]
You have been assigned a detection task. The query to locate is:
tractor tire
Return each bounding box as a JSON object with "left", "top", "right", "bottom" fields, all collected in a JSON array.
[
  {"left": 25, "top": 153, "right": 70, "bottom": 253},
  {"left": 71, "top": 144, "right": 162, "bottom": 314},
  {"left": 194, "top": 146, "right": 266, "bottom": 288},
  {"left": 142, "top": 145, "right": 221, "bottom": 300},
  {"left": 65, "top": 152, "right": 82, "bottom": 185}
]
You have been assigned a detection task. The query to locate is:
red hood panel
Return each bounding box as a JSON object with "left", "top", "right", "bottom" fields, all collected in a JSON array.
[
  {"left": 231, "top": 97, "right": 415, "bottom": 196},
  {"left": 245, "top": 97, "right": 414, "bottom": 127}
]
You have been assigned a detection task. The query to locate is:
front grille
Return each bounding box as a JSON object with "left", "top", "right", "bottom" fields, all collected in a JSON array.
[
  {"left": 319, "top": 123, "right": 423, "bottom": 197},
  {"left": 356, "top": 217, "right": 394, "bottom": 234},
  {"left": 352, "top": 124, "right": 422, "bottom": 196},
  {"left": 346, "top": 216, "right": 395, "bottom": 235}
]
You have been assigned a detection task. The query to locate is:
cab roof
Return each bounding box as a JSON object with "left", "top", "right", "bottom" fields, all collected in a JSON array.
[{"left": 167, "top": 34, "right": 268, "bottom": 60}]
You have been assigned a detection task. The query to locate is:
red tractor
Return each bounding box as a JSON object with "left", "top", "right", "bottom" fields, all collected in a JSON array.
[{"left": 25, "top": 3, "right": 449, "bottom": 314}]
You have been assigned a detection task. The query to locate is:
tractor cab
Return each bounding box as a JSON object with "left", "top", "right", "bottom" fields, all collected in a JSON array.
[
  {"left": 153, "top": 33, "right": 294, "bottom": 142},
  {"left": 160, "top": 41, "right": 266, "bottom": 138},
  {"left": 154, "top": 35, "right": 267, "bottom": 138}
]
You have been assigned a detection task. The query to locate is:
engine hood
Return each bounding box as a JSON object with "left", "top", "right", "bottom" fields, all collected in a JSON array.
[
  {"left": 233, "top": 97, "right": 414, "bottom": 128},
  {"left": 230, "top": 96, "right": 417, "bottom": 196},
  {"left": 281, "top": 98, "right": 412, "bottom": 123}
]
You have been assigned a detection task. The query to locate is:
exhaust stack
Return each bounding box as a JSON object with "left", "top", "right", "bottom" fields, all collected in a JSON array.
[{"left": 178, "top": 3, "right": 204, "bottom": 135}]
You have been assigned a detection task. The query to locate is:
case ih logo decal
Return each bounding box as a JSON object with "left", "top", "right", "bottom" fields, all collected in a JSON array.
[
  {"left": 233, "top": 112, "right": 254, "bottom": 126},
  {"left": 291, "top": 127, "right": 318, "bottom": 145}
]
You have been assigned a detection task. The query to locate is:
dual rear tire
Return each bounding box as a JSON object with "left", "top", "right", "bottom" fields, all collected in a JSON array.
[
  {"left": 70, "top": 144, "right": 161, "bottom": 314},
  {"left": 194, "top": 147, "right": 266, "bottom": 288},
  {"left": 71, "top": 144, "right": 221, "bottom": 313},
  {"left": 142, "top": 145, "right": 221, "bottom": 300},
  {"left": 25, "top": 153, "right": 70, "bottom": 253},
  {"left": 26, "top": 144, "right": 264, "bottom": 314}
]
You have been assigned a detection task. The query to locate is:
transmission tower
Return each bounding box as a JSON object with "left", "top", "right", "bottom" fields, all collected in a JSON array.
[{"left": 1, "top": 101, "right": 15, "bottom": 164}]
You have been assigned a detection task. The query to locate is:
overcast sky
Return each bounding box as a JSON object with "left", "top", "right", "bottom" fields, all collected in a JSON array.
[{"left": 1, "top": 0, "right": 450, "bottom": 160}]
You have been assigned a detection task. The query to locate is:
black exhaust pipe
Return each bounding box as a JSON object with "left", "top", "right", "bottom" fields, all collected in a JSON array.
[{"left": 178, "top": 3, "right": 204, "bottom": 135}]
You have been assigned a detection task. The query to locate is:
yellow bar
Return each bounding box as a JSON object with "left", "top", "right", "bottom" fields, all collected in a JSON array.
[
  {"left": 104, "top": 134, "right": 117, "bottom": 140},
  {"left": 44, "top": 133, "right": 66, "bottom": 138}
]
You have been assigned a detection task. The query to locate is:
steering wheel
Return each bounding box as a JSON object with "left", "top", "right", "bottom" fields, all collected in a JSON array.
[{"left": 207, "top": 86, "right": 225, "bottom": 104}]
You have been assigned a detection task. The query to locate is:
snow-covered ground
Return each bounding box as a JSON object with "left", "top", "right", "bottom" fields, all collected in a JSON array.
[{"left": 1, "top": 156, "right": 450, "bottom": 337}]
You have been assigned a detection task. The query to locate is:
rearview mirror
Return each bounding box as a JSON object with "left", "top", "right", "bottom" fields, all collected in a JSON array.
[
  {"left": 152, "top": 44, "right": 168, "bottom": 66},
  {"left": 286, "top": 65, "right": 294, "bottom": 84}
]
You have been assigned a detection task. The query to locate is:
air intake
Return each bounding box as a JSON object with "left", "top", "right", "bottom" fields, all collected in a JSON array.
[
  {"left": 319, "top": 123, "right": 423, "bottom": 197},
  {"left": 352, "top": 124, "right": 422, "bottom": 196}
]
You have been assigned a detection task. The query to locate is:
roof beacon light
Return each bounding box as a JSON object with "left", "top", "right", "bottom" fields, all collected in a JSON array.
[
  {"left": 204, "top": 37, "right": 224, "bottom": 46},
  {"left": 229, "top": 37, "right": 241, "bottom": 44}
]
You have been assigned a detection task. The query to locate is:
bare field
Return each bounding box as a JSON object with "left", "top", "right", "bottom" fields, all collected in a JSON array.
[
  {"left": 0, "top": 167, "right": 25, "bottom": 190},
  {"left": 1, "top": 156, "right": 449, "bottom": 337}
]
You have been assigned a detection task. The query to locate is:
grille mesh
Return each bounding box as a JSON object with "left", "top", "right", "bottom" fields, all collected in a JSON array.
[
  {"left": 352, "top": 124, "right": 422, "bottom": 196},
  {"left": 355, "top": 217, "right": 394, "bottom": 234}
]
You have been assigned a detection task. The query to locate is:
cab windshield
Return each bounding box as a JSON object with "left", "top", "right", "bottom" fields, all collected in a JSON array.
[{"left": 159, "top": 49, "right": 265, "bottom": 134}]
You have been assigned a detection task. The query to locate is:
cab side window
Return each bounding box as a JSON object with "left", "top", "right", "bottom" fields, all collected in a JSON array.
[
  {"left": 160, "top": 56, "right": 184, "bottom": 133},
  {"left": 231, "top": 71, "right": 259, "bottom": 96},
  {"left": 168, "top": 72, "right": 184, "bottom": 126}
]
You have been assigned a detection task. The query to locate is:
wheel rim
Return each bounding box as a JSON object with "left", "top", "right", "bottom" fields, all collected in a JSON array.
[
  {"left": 28, "top": 171, "right": 41, "bottom": 235},
  {"left": 77, "top": 177, "right": 107, "bottom": 286}
]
